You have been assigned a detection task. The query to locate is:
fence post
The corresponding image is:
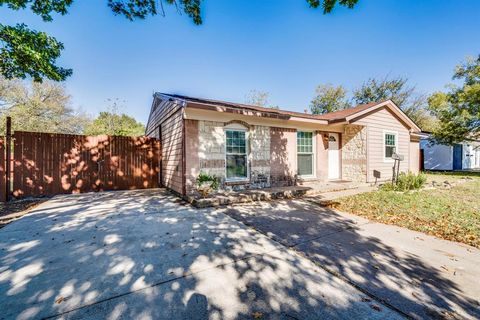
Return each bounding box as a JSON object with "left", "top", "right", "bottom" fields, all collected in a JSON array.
[{"left": 5, "top": 117, "right": 11, "bottom": 202}]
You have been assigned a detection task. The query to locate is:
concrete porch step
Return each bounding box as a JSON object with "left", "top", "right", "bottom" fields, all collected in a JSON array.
[
  {"left": 185, "top": 181, "right": 373, "bottom": 208},
  {"left": 185, "top": 186, "right": 310, "bottom": 208}
]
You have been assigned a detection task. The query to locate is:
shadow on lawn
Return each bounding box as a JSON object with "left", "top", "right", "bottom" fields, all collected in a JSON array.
[
  {"left": 0, "top": 189, "right": 398, "bottom": 320},
  {"left": 221, "top": 200, "right": 480, "bottom": 320}
]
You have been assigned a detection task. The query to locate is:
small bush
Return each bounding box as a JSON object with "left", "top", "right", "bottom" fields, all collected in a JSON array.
[
  {"left": 196, "top": 172, "right": 219, "bottom": 197},
  {"left": 380, "top": 172, "right": 427, "bottom": 192},
  {"left": 379, "top": 182, "right": 395, "bottom": 191},
  {"left": 196, "top": 172, "right": 219, "bottom": 189}
]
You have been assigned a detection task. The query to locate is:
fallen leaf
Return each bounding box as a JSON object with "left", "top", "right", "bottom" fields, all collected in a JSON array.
[{"left": 370, "top": 304, "right": 381, "bottom": 311}]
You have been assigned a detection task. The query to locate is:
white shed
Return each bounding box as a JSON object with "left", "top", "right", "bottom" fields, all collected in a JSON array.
[{"left": 420, "top": 133, "right": 480, "bottom": 171}]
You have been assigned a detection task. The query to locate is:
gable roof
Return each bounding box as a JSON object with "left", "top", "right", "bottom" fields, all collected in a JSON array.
[
  {"left": 315, "top": 99, "right": 421, "bottom": 132},
  {"left": 155, "top": 93, "right": 421, "bottom": 132},
  {"left": 315, "top": 101, "right": 384, "bottom": 121}
]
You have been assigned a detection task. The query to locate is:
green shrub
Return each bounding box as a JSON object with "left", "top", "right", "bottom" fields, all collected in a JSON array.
[
  {"left": 380, "top": 172, "right": 427, "bottom": 192},
  {"left": 379, "top": 182, "right": 395, "bottom": 191},
  {"left": 196, "top": 172, "right": 219, "bottom": 197},
  {"left": 196, "top": 172, "right": 219, "bottom": 190}
]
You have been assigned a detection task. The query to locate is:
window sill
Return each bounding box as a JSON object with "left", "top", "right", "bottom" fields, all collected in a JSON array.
[
  {"left": 297, "top": 175, "right": 316, "bottom": 181},
  {"left": 225, "top": 179, "right": 250, "bottom": 186}
]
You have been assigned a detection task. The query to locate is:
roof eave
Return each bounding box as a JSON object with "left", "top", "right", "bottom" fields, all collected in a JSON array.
[
  {"left": 327, "top": 119, "right": 349, "bottom": 125},
  {"left": 185, "top": 101, "right": 293, "bottom": 120},
  {"left": 289, "top": 116, "right": 329, "bottom": 125},
  {"left": 155, "top": 93, "right": 188, "bottom": 107},
  {"left": 179, "top": 97, "right": 329, "bottom": 124}
]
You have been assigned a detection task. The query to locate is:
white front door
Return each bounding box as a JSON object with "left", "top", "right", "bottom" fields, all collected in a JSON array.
[{"left": 328, "top": 133, "right": 340, "bottom": 180}]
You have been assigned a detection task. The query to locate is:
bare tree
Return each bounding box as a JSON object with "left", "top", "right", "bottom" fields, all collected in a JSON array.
[
  {"left": 244, "top": 90, "right": 278, "bottom": 109},
  {"left": 0, "top": 76, "right": 90, "bottom": 134}
]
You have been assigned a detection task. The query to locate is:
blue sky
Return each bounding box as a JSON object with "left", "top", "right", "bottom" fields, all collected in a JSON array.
[{"left": 2, "top": 0, "right": 480, "bottom": 123}]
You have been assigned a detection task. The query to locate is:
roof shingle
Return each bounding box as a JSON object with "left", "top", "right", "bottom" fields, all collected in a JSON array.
[
  {"left": 315, "top": 101, "right": 387, "bottom": 121},
  {"left": 157, "top": 93, "right": 386, "bottom": 123}
]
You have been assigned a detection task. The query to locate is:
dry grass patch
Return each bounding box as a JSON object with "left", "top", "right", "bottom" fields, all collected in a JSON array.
[
  {"left": 334, "top": 173, "right": 480, "bottom": 248},
  {"left": 0, "top": 199, "right": 46, "bottom": 228}
]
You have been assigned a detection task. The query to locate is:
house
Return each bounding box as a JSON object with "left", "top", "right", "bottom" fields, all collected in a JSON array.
[
  {"left": 145, "top": 93, "right": 422, "bottom": 196},
  {"left": 420, "top": 133, "right": 480, "bottom": 171}
]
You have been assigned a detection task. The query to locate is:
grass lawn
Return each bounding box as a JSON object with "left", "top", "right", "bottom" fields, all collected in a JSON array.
[{"left": 334, "top": 171, "right": 480, "bottom": 248}]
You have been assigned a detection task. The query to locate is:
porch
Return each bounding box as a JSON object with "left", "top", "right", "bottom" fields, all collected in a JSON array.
[{"left": 185, "top": 180, "right": 371, "bottom": 208}]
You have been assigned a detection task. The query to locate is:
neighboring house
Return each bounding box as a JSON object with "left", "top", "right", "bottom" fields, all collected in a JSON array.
[
  {"left": 146, "top": 93, "right": 422, "bottom": 196},
  {"left": 420, "top": 133, "right": 480, "bottom": 171}
]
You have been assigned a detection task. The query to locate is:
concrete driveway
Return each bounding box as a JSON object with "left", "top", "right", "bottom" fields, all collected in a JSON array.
[
  {"left": 0, "top": 189, "right": 402, "bottom": 320},
  {"left": 221, "top": 200, "right": 480, "bottom": 320}
]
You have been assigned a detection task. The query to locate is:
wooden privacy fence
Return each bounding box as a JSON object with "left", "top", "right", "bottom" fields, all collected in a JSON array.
[{"left": 0, "top": 131, "right": 161, "bottom": 201}]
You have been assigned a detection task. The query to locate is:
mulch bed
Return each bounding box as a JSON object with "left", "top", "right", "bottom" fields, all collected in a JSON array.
[{"left": 0, "top": 199, "right": 47, "bottom": 228}]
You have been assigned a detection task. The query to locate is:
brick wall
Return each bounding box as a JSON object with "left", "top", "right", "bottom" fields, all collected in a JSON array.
[
  {"left": 188, "top": 121, "right": 341, "bottom": 190},
  {"left": 341, "top": 124, "right": 367, "bottom": 182},
  {"left": 185, "top": 119, "right": 200, "bottom": 194},
  {"left": 198, "top": 120, "right": 226, "bottom": 180},
  {"left": 196, "top": 121, "right": 275, "bottom": 190},
  {"left": 189, "top": 121, "right": 300, "bottom": 190},
  {"left": 270, "top": 127, "right": 297, "bottom": 187},
  {"left": 250, "top": 125, "right": 271, "bottom": 188}
]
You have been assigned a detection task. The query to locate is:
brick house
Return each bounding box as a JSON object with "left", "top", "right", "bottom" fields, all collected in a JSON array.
[{"left": 145, "top": 93, "right": 422, "bottom": 196}]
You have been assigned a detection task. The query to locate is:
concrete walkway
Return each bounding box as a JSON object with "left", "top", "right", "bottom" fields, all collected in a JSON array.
[
  {"left": 0, "top": 189, "right": 402, "bottom": 320},
  {"left": 221, "top": 200, "right": 480, "bottom": 320},
  {"left": 305, "top": 185, "right": 376, "bottom": 204}
]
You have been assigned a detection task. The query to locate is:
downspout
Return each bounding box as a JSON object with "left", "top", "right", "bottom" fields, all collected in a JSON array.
[{"left": 181, "top": 105, "right": 187, "bottom": 197}]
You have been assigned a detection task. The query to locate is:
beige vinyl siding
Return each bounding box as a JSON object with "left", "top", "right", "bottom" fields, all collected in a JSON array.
[
  {"left": 145, "top": 98, "right": 183, "bottom": 137},
  {"left": 354, "top": 108, "right": 410, "bottom": 182},
  {"left": 409, "top": 140, "right": 420, "bottom": 174},
  {"left": 161, "top": 110, "right": 183, "bottom": 194},
  {"left": 315, "top": 131, "right": 329, "bottom": 182},
  {"left": 145, "top": 96, "right": 184, "bottom": 194}
]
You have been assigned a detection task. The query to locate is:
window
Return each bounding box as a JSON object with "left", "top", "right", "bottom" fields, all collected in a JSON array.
[
  {"left": 226, "top": 130, "right": 247, "bottom": 180},
  {"left": 384, "top": 132, "right": 397, "bottom": 159},
  {"left": 297, "top": 131, "right": 314, "bottom": 177}
]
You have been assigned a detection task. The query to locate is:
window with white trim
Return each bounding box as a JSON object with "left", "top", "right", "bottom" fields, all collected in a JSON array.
[
  {"left": 384, "top": 132, "right": 397, "bottom": 159},
  {"left": 226, "top": 130, "right": 247, "bottom": 180},
  {"left": 297, "top": 131, "right": 314, "bottom": 177}
]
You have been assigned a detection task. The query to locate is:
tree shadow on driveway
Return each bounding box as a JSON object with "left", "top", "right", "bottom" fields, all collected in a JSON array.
[
  {"left": 0, "top": 189, "right": 400, "bottom": 320},
  {"left": 221, "top": 199, "right": 480, "bottom": 320}
]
